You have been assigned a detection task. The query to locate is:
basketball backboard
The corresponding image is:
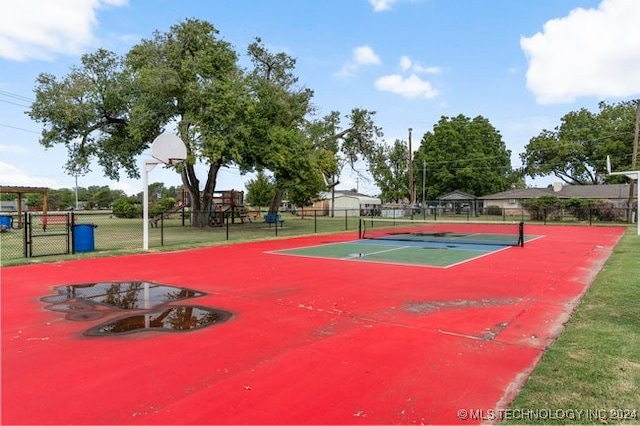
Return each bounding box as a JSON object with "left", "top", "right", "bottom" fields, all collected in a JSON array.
[{"left": 151, "top": 133, "right": 187, "bottom": 164}]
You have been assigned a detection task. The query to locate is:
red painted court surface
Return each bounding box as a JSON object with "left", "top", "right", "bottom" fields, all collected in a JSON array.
[{"left": 1, "top": 224, "right": 625, "bottom": 425}]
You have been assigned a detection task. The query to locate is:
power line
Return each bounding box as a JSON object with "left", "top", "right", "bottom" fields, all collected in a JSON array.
[
  {"left": 0, "top": 122, "right": 40, "bottom": 134},
  {"left": 0, "top": 89, "right": 34, "bottom": 102},
  {"left": 0, "top": 98, "right": 31, "bottom": 108}
]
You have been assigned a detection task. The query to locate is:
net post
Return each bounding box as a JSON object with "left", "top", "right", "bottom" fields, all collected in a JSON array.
[
  {"left": 518, "top": 221, "right": 524, "bottom": 247},
  {"left": 358, "top": 217, "right": 362, "bottom": 239}
]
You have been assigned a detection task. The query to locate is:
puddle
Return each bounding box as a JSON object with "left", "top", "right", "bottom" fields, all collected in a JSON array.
[
  {"left": 42, "top": 282, "right": 204, "bottom": 310},
  {"left": 85, "top": 306, "right": 231, "bottom": 335},
  {"left": 41, "top": 282, "right": 231, "bottom": 336}
]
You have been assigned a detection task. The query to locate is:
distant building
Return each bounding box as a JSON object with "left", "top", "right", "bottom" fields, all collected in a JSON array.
[
  {"left": 0, "top": 199, "right": 28, "bottom": 212},
  {"left": 479, "top": 183, "right": 636, "bottom": 216},
  {"left": 305, "top": 190, "right": 382, "bottom": 216}
]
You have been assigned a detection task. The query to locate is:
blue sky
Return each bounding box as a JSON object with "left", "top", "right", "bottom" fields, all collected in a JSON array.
[{"left": 2, "top": 0, "right": 639, "bottom": 196}]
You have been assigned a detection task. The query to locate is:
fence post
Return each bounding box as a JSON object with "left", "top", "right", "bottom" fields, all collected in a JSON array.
[
  {"left": 314, "top": 210, "right": 317, "bottom": 233},
  {"left": 23, "top": 212, "right": 28, "bottom": 258},
  {"left": 160, "top": 214, "right": 164, "bottom": 246},
  {"left": 345, "top": 209, "right": 348, "bottom": 230},
  {"left": 226, "top": 215, "right": 229, "bottom": 240},
  {"left": 67, "top": 212, "right": 73, "bottom": 254},
  {"left": 70, "top": 212, "right": 75, "bottom": 254}
]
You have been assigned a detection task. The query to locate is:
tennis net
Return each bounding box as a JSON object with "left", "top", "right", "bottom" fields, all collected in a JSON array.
[{"left": 359, "top": 218, "right": 524, "bottom": 247}]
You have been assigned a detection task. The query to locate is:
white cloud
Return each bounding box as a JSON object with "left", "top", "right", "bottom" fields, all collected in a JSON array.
[
  {"left": 0, "top": 161, "right": 58, "bottom": 188},
  {"left": 335, "top": 45, "right": 381, "bottom": 79},
  {"left": 353, "top": 46, "right": 381, "bottom": 66},
  {"left": 398, "top": 56, "right": 441, "bottom": 74},
  {"left": 521, "top": 0, "right": 640, "bottom": 104},
  {"left": 0, "top": 0, "right": 128, "bottom": 61},
  {"left": 400, "top": 56, "right": 412, "bottom": 71},
  {"left": 369, "top": 0, "right": 400, "bottom": 12},
  {"left": 375, "top": 74, "right": 438, "bottom": 99}
]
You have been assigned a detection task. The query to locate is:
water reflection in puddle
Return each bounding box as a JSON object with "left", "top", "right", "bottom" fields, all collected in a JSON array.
[
  {"left": 42, "top": 282, "right": 205, "bottom": 310},
  {"left": 41, "top": 282, "right": 231, "bottom": 336},
  {"left": 85, "top": 306, "right": 232, "bottom": 335}
]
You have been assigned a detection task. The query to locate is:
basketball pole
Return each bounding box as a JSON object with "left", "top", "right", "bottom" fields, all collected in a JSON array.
[
  {"left": 143, "top": 160, "right": 161, "bottom": 250},
  {"left": 143, "top": 133, "right": 187, "bottom": 250}
]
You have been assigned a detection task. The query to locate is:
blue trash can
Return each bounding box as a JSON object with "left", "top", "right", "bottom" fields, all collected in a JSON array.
[
  {"left": 0, "top": 215, "right": 12, "bottom": 229},
  {"left": 74, "top": 224, "right": 96, "bottom": 253}
]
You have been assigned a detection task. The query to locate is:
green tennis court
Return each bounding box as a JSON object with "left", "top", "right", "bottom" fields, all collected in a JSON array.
[
  {"left": 270, "top": 240, "right": 513, "bottom": 268},
  {"left": 271, "top": 220, "right": 534, "bottom": 267}
]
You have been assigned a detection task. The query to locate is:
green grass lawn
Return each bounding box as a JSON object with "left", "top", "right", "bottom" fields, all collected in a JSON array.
[
  {"left": 504, "top": 228, "right": 640, "bottom": 424},
  {"left": 0, "top": 212, "right": 361, "bottom": 266}
]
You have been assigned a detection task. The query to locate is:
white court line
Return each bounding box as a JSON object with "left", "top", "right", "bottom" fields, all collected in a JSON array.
[{"left": 340, "top": 245, "right": 409, "bottom": 260}]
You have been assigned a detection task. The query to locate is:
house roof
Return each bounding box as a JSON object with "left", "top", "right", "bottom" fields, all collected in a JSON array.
[
  {"left": 478, "top": 184, "right": 635, "bottom": 200},
  {"left": 319, "top": 191, "right": 382, "bottom": 204},
  {"left": 558, "top": 184, "right": 633, "bottom": 199},
  {"left": 438, "top": 190, "right": 476, "bottom": 201},
  {"left": 478, "top": 188, "right": 554, "bottom": 200}
]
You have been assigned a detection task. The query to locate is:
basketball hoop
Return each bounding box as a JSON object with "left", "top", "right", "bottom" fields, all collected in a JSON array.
[
  {"left": 144, "top": 133, "right": 188, "bottom": 250},
  {"left": 151, "top": 133, "right": 187, "bottom": 165}
]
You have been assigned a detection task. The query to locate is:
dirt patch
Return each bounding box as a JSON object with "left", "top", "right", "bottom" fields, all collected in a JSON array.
[{"left": 404, "top": 298, "right": 524, "bottom": 314}]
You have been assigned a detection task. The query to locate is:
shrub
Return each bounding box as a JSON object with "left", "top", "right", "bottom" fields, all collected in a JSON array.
[
  {"left": 521, "top": 196, "right": 563, "bottom": 221},
  {"left": 151, "top": 197, "right": 176, "bottom": 216},
  {"left": 563, "top": 198, "right": 593, "bottom": 221},
  {"left": 592, "top": 200, "right": 624, "bottom": 222},
  {"left": 486, "top": 205, "right": 502, "bottom": 216},
  {"left": 112, "top": 197, "right": 139, "bottom": 218}
]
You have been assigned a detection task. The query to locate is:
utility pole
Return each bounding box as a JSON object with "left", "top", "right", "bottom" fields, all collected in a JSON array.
[
  {"left": 628, "top": 100, "right": 640, "bottom": 223},
  {"left": 408, "top": 127, "right": 414, "bottom": 208},
  {"left": 422, "top": 159, "right": 426, "bottom": 207}
]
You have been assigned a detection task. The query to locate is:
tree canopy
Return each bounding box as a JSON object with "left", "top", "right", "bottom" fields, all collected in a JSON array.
[
  {"left": 520, "top": 100, "right": 637, "bottom": 184},
  {"left": 28, "top": 19, "right": 382, "bottom": 226},
  {"left": 369, "top": 139, "right": 409, "bottom": 203},
  {"left": 413, "top": 114, "right": 517, "bottom": 199}
]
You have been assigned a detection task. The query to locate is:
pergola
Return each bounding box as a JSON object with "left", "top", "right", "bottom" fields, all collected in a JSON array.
[{"left": 0, "top": 186, "right": 49, "bottom": 228}]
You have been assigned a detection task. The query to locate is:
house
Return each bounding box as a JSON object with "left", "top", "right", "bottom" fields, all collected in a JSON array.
[
  {"left": 479, "top": 183, "right": 636, "bottom": 216},
  {"left": 436, "top": 190, "right": 478, "bottom": 215},
  {"left": 304, "top": 190, "right": 382, "bottom": 216}
]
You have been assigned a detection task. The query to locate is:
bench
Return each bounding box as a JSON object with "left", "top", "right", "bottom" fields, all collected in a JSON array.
[
  {"left": 39, "top": 215, "right": 70, "bottom": 228},
  {"left": 264, "top": 213, "right": 284, "bottom": 227}
]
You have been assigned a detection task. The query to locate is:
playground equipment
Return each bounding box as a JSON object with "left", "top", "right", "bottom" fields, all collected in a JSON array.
[
  {"left": 209, "top": 189, "right": 251, "bottom": 226},
  {"left": 149, "top": 201, "right": 187, "bottom": 228}
]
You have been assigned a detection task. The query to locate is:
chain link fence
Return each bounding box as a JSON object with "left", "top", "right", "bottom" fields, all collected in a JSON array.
[{"left": 1, "top": 204, "right": 635, "bottom": 265}]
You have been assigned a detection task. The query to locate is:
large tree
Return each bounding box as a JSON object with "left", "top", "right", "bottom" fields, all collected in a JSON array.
[
  {"left": 126, "top": 19, "right": 247, "bottom": 226},
  {"left": 304, "top": 109, "right": 383, "bottom": 215},
  {"left": 29, "top": 19, "right": 246, "bottom": 227},
  {"left": 29, "top": 20, "right": 382, "bottom": 225},
  {"left": 413, "top": 114, "right": 515, "bottom": 199},
  {"left": 29, "top": 48, "right": 134, "bottom": 179},
  {"left": 369, "top": 139, "right": 409, "bottom": 203},
  {"left": 239, "top": 38, "right": 322, "bottom": 212},
  {"left": 520, "top": 100, "right": 637, "bottom": 185}
]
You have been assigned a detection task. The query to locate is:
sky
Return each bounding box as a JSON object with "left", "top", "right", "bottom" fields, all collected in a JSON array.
[{"left": 2, "top": 0, "right": 640, "bottom": 197}]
